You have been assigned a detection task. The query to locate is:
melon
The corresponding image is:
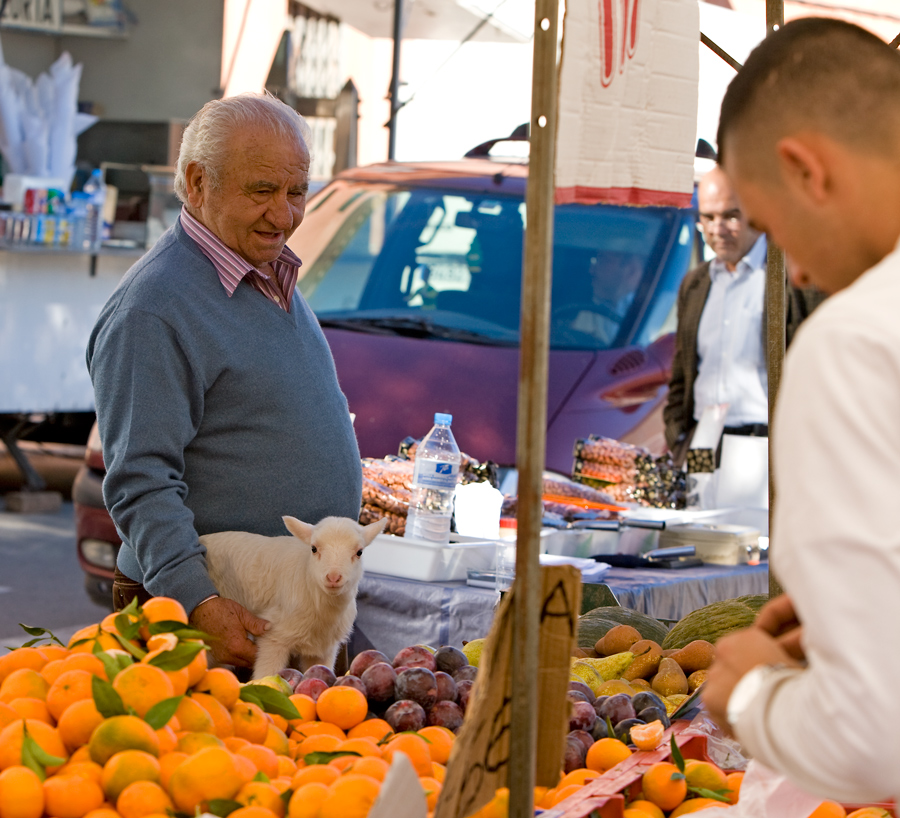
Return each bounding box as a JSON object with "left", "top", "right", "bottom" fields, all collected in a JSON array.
[
  {"left": 578, "top": 605, "right": 669, "bottom": 650},
  {"left": 661, "top": 595, "right": 768, "bottom": 650}
]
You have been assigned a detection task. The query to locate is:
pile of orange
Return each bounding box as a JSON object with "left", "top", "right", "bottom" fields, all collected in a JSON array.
[{"left": 0, "top": 597, "right": 452, "bottom": 818}]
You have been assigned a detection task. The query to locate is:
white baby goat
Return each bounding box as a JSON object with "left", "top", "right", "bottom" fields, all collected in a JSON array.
[{"left": 200, "top": 515, "right": 387, "bottom": 680}]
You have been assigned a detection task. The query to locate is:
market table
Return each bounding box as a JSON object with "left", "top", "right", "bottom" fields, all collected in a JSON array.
[{"left": 350, "top": 561, "right": 769, "bottom": 659}]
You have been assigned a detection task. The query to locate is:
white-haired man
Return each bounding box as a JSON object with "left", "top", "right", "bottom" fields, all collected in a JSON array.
[{"left": 88, "top": 93, "right": 362, "bottom": 667}]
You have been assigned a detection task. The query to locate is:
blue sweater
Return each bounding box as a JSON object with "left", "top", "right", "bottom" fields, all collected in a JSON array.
[{"left": 87, "top": 219, "right": 362, "bottom": 613}]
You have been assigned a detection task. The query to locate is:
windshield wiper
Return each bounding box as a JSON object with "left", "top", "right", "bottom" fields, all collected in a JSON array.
[{"left": 317, "top": 316, "right": 516, "bottom": 346}]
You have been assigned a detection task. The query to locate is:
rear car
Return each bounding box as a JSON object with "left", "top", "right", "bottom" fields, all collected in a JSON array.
[{"left": 73, "top": 154, "right": 698, "bottom": 606}]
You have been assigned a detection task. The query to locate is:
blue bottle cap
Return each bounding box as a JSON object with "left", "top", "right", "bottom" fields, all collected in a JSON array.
[{"left": 434, "top": 412, "right": 452, "bottom": 425}]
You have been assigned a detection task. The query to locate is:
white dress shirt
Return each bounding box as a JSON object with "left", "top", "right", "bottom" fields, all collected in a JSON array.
[
  {"left": 693, "top": 236, "right": 769, "bottom": 426},
  {"left": 733, "top": 235, "right": 900, "bottom": 804}
]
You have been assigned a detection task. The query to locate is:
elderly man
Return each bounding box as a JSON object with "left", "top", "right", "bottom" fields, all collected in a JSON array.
[
  {"left": 664, "top": 166, "right": 822, "bottom": 465},
  {"left": 702, "top": 19, "right": 900, "bottom": 805},
  {"left": 87, "top": 93, "right": 362, "bottom": 668}
]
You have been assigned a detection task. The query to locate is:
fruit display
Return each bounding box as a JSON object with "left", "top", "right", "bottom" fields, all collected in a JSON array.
[
  {"left": 661, "top": 596, "right": 768, "bottom": 651},
  {"left": 578, "top": 607, "right": 670, "bottom": 652}
]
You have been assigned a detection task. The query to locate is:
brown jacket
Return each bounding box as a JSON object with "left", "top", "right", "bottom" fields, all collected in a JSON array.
[{"left": 663, "top": 260, "right": 826, "bottom": 464}]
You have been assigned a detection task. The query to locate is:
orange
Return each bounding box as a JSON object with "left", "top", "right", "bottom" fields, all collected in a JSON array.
[
  {"left": 628, "top": 800, "right": 665, "bottom": 818},
  {"left": 277, "top": 755, "right": 297, "bottom": 778},
  {"left": 431, "top": 761, "right": 445, "bottom": 782},
  {"left": 684, "top": 759, "right": 728, "bottom": 792},
  {"left": 190, "top": 692, "right": 234, "bottom": 739},
  {"left": 669, "top": 798, "right": 730, "bottom": 816},
  {"left": 346, "top": 756, "right": 390, "bottom": 782},
  {"left": 167, "top": 745, "right": 242, "bottom": 813},
  {"left": 57, "top": 762, "right": 103, "bottom": 786},
  {"left": 287, "top": 782, "right": 329, "bottom": 818},
  {"left": 88, "top": 715, "right": 160, "bottom": 766},
  {"left": 155, "top": 724, "right": 177, "bottom": 755},
  {"left": 141, "top": 648, "right": 190, "bottom": 698},
  {"left": 263, "top": 723, "right": 291, "bottom": 756},
  {"left": 231, "top": 701, "right": 269, "bottom": 744},
  {"left": 642, "top": 762, "right": 688, "bottom": 812},
  {"left": 116, "top": 780, "right": 173, "bottom": 818},
  {"left": 327, "top": 754, "right": 358, "bottom": 773},
  {"left": 559, "top": 768, "right": 601, "bottom": 789},
  {"left": 230, "top": 808, "right": 278, "bottom": 818},
  {"left": 337, "top": 737, "right": 381, "bottom": 758},
  {"left": 138, "top": 597, "right": 189, "bottom": 642},
  {"left": 0, "top": 765, "right": 44, "bottom": 818},
  {"left": 9, "top": 698, "right": 53, "bottom": 724},
  {"left": 474, "top": 787, "right": 511, "bottom": 817},
  {"left": 291, "top": 765, "right": 341, "bottom": 789},
  {"left": 417, "top": 725, "right": 455, "bottom": 764},
  {"left": 47, "top": 670, "right": 95, "bottom": 721},
  {"left": 237, "top": 744, "right": 280, "bottom": 779},
  {"left": 381, "top": 733, "right": 433, "bottom": 778},
  {"left": 67, "top": 747, "right": 92, "bottom": 765},
  {"left": 41, "top": 646, "right": 69, "bottom": 663},
  {"left": 0, "top": 668, "right": 49, "bottom": 703},
  {"left": 0, "top": 648, "right": 49, "bottom": 682},
  {"left": 0, "top": 702, "right": 17, "bottom": 730},
  {"left": 42, "top": 773, "right": 105, "bottom": 818},
  {"left": 233, "top": 753, "right": 256, "bottom": 785},
  {"left": 585, "top": 737, "right": 633, "bottom": 773},
  {"left": 0, "top": 719, "right": 67, "bottom": 772},
  {"left": 82, "top": 811, "right": 121, "bottom": 818},
  {"left": 550, "top": 784, "right": 582, "bottom": 807},
  {"left": 315, "top": 686, "right": 368, "bottom": 731},
  {"left": 419, "top": 775, "right": 442, "bottom": 811},
  {"left": 194, "top": 668, "right": 242, "bottom": 709},
  {"left": 58, "top": 655, "right": 107, "bottom": 681},
  {"left": 296, "top": 733, "right": 342, "bottom": 760},
  {"left": 182, "top": 642, "right": 209, "bottom": 688},
  {"left": 809, "top": 803, "right": 848, "bottom": 818},
  {"left": 66, "top": 627, "right": 119, "bottom": 655},
  {"left": 269, "top": 712, "right": 289, "bottom": 733},
  {"left": 174, "top": 697, "right": 215, "bottom": 734},
  {"left": 100, "top": 749, "right": 160, "bottom": 802},
  {"left": 347, "top": 718, "right": 393, "bottom": 743},
  {"left": 175, "top": 732, "right": 225, "bottom": 754},
  {"left": 318, "top": 773, "right": 381, "bottom": 818},
  {"left": 40, "top": 660, "right": 67, "bottom": 686},
  {"left": 630, "top": 720, "right": 666, "bottom": 751},
  {"left": 158, "top": 751, "right": 187, "bottom": 791},
  {"left": 724, "top": 771, "right": 744, "bottom": 805},
  {"left": 625, "top": 809, "right": 659, "bottom": 818},
  {"left": 291, "top": 721, "right": 346, "bottom": 741},
  {"left": 57, "top": 699, "right": 105, "bottom": 753},
  {"left": 235, "top": 780, "right": 286, "bottom": 817},
  {"left": 111, "top": 663, "right": 174, "bottom": 719}
]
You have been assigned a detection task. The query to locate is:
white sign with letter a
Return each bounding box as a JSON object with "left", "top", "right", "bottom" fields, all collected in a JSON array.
[{"left": 556, "top": 0, "right": 699, "bottom": 207}]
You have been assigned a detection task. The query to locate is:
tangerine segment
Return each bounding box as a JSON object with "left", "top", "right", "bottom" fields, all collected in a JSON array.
[
  {"left": 167, "top": 746, "right": 242, "bottom": 813},
  {"left": 0, "top": 765, "right": 45, "bottom": 818},
  {"left": 642, "top": 762, "right": 688, "bottom": 812},
  {"left": 630, "top": 720, "right": 666, "bottom": 751}
]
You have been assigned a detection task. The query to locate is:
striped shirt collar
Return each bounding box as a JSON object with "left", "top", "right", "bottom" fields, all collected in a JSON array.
[{"left": 179, "top": 208, "right": 302, "bottom": 308}]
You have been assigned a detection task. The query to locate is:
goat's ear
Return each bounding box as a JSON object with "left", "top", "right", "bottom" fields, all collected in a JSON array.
[
  {"left": 361, "top": 516, "right": 389, "bottom": 545},
  {"left": 283, "top": 516, "right": 315, "bottom": 543}
]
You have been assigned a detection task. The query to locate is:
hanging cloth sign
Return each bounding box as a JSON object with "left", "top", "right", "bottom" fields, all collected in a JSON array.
[{"left": 555, "top": 0, "right": 699, "bottom": 207}]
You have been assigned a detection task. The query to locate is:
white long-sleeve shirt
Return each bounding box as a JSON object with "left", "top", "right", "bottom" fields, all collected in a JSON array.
[
  {"left": 734, "top": 236, "right": 900, "bottom": 803},
  {"left": 694, "top": 236, "right": 769, "bottom": 427}
]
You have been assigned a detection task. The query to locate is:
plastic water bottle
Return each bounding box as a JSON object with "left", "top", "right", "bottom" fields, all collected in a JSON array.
[
  {"left": 405, "top": 413, "right": 462, "bottom": 544},
  {"left": 82, "top": 169, "right": 107, "bottom": 251},
  {"left": 68, "top": 192, "right": 90, "bottom": 250}
]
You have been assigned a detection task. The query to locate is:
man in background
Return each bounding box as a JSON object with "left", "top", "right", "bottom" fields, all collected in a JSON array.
[{"left": 702, "top": 19, "right": 900, "bottom": 805}]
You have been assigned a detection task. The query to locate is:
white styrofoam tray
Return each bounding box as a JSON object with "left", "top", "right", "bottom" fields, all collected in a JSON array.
[{"left": 363, "top": 533, "right": 498, "bottom": 583}]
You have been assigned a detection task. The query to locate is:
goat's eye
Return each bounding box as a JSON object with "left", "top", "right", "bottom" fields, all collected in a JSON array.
[
  {"left": 311, "top": 546, "right": 317, "bottom": 554},
  {"left": 356, "top": 550, "right": 363, "bottom": 558}
]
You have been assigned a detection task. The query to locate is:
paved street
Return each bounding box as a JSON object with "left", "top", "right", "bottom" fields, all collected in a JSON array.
[{"left": 0, "top": 501, "right": 110, "bottom": 649}]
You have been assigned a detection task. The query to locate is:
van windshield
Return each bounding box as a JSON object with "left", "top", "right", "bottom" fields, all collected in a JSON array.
[{"left": 297, "top": 183, "right": 692, "bottom": 350}]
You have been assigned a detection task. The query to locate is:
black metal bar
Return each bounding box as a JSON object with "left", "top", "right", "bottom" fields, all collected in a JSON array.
[
  {"left": 387, "top": 0, "right": 403, "bottom": 161},
  {"left": 700, "top": 32, "right": 743, "bottom": 72}
]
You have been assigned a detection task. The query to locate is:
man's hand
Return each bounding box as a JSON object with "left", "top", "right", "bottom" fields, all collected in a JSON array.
[
  {"left": 702, "top": 626, "right": 799, "bottom": 735},
  {"left": 189, "top": 596, "right": 269, "bottom": 668},
  {"left": 754, "top": 593, "right": 806, "bottom": 661}
]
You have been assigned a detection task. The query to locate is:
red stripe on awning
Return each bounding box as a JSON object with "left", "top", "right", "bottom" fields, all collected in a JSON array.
[{"left": 555, "top": 185, "right": 693, "bottom": 207}]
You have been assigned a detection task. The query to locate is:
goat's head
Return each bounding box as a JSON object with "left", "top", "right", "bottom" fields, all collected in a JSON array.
[{"left": 282, "top": 515, "right": 388, "bottom": 595}]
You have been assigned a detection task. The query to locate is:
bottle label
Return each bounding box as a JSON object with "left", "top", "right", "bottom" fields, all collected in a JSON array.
[{"left": 413, "top": 458, "right": 459, "bottom": 490}]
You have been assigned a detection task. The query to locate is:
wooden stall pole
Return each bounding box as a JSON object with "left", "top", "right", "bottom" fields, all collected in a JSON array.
[
  {"left": 509, "top": 0, "right": 559, "bottom": 814},
  {"left": 765, "top": 0, "right": 785, "bottom": 599}
]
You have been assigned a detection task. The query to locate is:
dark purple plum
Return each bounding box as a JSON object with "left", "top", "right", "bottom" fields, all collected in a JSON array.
[
  {"left": 568, "top": 680, "right": 596, "bottom": 702},
  {"left": 304, "top": 665, "right": 337, "bottom": 686},
  {"left": 434, "top": 646, "right": 468, "bottom": 675},
  {"left": 385, "top": 699, "right": 426, "bottom": 732},
  {"left": 277, "top": 668, "right": 304, "bottom": 691},
  {"left": 598, "top": 693, "right": 635, "bottom": 725},
  {"left": 434, "top": 671, "right": 458, "bottom": 703},
  {"left": 392, "top": 646, "right": 438, "bottom": 672},
  {"left": 567, "top": 690, "right": 590, "bottom": 706},
  {"left": 395, "top": 667, "right": 438, "bottom": 710},
  {"left": 569, "top": 700, "right": 597, "bottom": 733},
  {"left": 295, "top": 677, "right": 328, "bottom": 701},
  {"left": 452, "top": 665, "right": 478, "bottom": 683},
  {"left": 591, "top": 718, "right": 610, "bottom": 741},
  {"left": 349, "top": 649, "right": 391, "bottom": 678},
  {"left": 563, "top": 735, "right": 586, "bottom": 773},
  {"left": 334, "top": 675, "right": 368, "bottom": 695},
  {"left": 568, "top": 729, "right": 594, "bottom": 754},
  {"left": 631, "top": 691, "right": 666, "bottom": 714},
  {"left": 591, "top": 695, "right": 610, "bottom": 719},
  {"left": 426, "top": 700, "right": 464, "bottom": 732},
  {"left": 636, "top": 706, "right": 670, "bottom": 729},
  {"left": 361, "top": 662, "right": 397, "bottom": 702},
  {"left": 614, "top": 718, "right": 645, "bottom": 744},
  {"left": 456, "top": 679, "right": 474, "bottom": 713}
]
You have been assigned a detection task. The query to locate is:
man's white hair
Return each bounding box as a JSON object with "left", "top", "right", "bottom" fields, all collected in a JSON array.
[{"left": 174, "top": 92, "right": 313, "bottom": 203}]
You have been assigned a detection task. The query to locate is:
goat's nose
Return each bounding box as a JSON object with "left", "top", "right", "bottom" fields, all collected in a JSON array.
[{"left": 326, "top": 572, "right": 343, "bottom": 585}]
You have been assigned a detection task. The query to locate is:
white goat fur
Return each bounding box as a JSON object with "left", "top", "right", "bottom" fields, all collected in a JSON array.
[{"left": 200, "top": 515, "right": 387, "bottom": 679}]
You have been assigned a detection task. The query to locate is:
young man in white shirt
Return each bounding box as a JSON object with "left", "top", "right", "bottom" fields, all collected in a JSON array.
[{"left": 702, "top": 18, "right": 900, "bottom": 804}]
